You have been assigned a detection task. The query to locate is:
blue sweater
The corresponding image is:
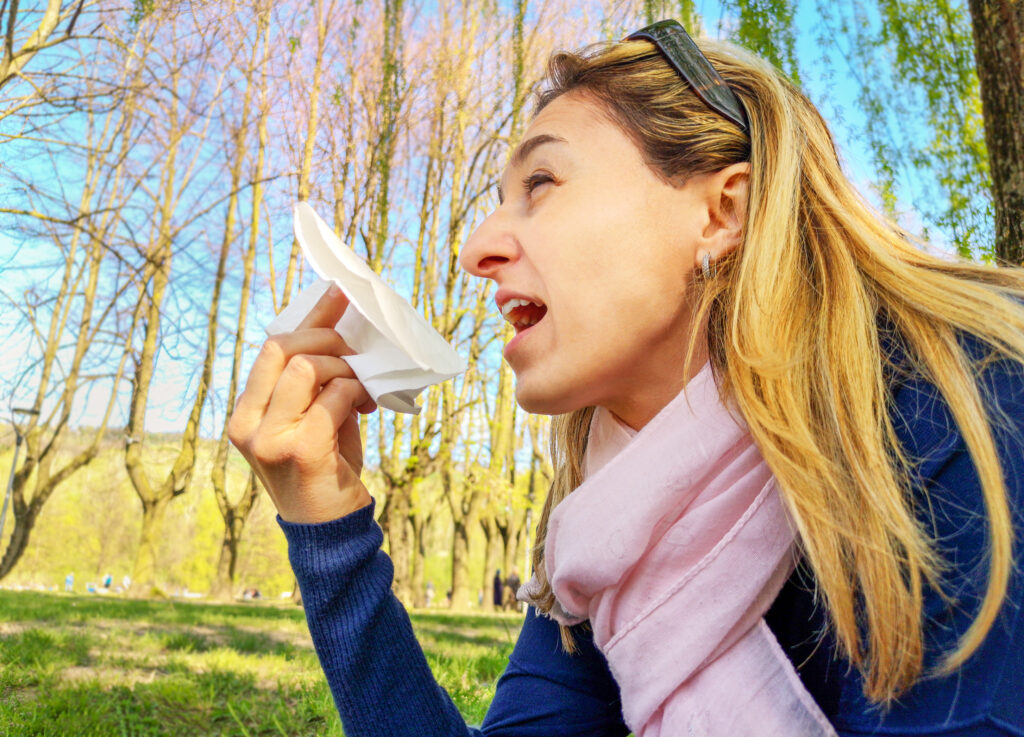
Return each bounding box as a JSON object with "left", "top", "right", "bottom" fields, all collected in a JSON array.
[{"left": 279, "top": 341, "right": 1024, "bottom": 736}]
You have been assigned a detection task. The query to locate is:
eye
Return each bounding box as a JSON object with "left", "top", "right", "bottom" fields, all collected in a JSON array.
[{"left": 522, "top": 171, "right": 553, "bottom": 195}]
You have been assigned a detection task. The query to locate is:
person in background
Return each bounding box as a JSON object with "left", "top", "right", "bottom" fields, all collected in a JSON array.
[
  {"left": 229, "top": 18, "right": 1024, "bottom": 737},
  {"left": 491, "top": 570, "right": 503, "bottom": 611},
  {"left": 503, "top": 568, "right": 521, "bottom": 612}
]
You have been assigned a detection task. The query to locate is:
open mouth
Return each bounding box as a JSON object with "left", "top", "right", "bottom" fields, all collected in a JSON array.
[{"left": 501, "top": 298, "right": 548, "bottom": 334}]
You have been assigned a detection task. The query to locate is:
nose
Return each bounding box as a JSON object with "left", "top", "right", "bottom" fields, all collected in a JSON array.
[{"left": 459, "top": 207, "right": 518, "bottom": 279}]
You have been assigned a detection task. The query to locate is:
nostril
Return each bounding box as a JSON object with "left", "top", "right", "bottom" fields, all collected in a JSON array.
[{"left": 477, "top": 255, "right": 509, "bottom": 272}]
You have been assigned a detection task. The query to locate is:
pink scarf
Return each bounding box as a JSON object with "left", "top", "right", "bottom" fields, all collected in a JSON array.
[{"left": 521, "top": 361, "right": 836, "bottom": 736}]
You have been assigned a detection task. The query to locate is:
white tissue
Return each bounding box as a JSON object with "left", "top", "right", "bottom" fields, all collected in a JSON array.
[{"left": 265, "top": 202, "right": 466, "bottom": 414}]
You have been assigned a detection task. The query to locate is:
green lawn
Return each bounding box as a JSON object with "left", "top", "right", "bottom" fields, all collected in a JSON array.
[{"left": 0, "top": 590, "right": 522, "bottom": 736}]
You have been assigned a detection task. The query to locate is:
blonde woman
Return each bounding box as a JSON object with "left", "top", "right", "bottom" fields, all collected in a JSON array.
[{"left": 228, "top": 20, "right": 1024, "bottom": 737}]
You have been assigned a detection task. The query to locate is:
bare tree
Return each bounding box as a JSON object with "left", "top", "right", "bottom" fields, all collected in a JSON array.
[
  {"left": 209, "top": 1, "right": 272, "bottom": 600},
  {"left": 0, "top": 24, "right": 144, "bottom": 580},
  {"left": 121, "top": 6, "right": 236, "bottom": 592}
]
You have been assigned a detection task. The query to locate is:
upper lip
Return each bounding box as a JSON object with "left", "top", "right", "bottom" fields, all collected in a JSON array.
[{"left": 495, "top": 288, "right": 545, "bottom": 317}]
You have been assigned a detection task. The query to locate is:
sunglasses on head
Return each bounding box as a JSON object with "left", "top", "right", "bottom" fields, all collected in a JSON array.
[{"left": 626, "top": 19, "right": 750, "bottom": 134}]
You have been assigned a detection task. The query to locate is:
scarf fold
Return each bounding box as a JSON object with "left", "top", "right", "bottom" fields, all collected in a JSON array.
[{"left": 520, "top": 362, "right": 836, "bottom": 736}]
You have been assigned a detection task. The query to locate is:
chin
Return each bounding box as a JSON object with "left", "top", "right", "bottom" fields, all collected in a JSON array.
[{"left": 514, "top": 380, "right": 587, "bottom": 417}]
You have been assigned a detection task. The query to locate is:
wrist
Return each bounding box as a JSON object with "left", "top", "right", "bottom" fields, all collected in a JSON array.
[{"left": 276, "top": 480, "right": 372, "bottom": 524}]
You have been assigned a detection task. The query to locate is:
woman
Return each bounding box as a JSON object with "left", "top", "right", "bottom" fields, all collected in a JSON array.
[{"left": 228, "top": 20, "right": 1024, "bottom": 736}]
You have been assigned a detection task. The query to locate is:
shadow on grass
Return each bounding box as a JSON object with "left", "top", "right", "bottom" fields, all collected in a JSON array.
[
  {"left": 138, "top": 623, "right": 303, "bottom": 657},
  {"left": 0, "top": 590, "right": 310, "bottom": 656},
  {"left": 1, "top": 666, "right": 341, "bottom": 737}
]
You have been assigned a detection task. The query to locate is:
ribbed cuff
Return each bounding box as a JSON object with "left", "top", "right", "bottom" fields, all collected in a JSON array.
[
  {"left": 277, "top": 500, "right": 380, "bottom": 600},
  {"left": 276, "top": 498, "right": 378, "bottom": 552}
]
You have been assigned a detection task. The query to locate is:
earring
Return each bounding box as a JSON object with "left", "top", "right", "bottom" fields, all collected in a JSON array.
[{"left": 701, "top": 252, "right": 717, "bottom": 280}]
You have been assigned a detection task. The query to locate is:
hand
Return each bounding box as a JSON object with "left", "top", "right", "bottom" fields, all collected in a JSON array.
[{"left": 228, "top": 284, "right": 378, "bottom": 523}]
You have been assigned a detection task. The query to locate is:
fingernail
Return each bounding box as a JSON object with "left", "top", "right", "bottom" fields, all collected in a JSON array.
[{"left": 327, "top": 282, "right": 341, "bottom": 297}]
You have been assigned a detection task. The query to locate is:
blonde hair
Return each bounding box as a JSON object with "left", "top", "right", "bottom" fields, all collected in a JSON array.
[{"left": 528, "top": 36, "right": 1024, "bottom": 704}]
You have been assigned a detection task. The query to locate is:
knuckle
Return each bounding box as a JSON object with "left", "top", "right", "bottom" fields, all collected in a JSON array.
[
  {"left": 285, "top": 355, "right": 317, "bottom": 382},
  {"left": 325, "top": 377, "right": 358, "bottom": 399},
  {"left": 260, "top": 337, "right": 286, "bottom": 362}
]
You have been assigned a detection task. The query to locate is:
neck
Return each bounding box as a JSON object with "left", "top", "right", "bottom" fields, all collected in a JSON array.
[{"left": 605, "top": 344, "right": 710, "bottom": 431}]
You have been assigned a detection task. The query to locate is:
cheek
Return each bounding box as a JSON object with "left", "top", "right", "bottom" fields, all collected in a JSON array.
[{"left": 533, "top": 185, "right": 693, "bottom": 333}]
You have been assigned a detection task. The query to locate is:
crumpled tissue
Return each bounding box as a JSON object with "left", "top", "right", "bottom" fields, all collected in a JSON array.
[{"left": 265, "top": 202, "right": 466, "bottom": 414}]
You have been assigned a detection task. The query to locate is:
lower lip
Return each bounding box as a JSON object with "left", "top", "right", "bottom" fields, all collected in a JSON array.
[{"left": 503, "top": 321, "right": 541, "bottom": 359}]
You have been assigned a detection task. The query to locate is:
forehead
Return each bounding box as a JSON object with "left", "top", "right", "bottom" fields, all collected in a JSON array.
[
  {"left": 499, "top": 94, "right": 635, "bottom": 188},
  {"left": 522, "top": 94, "right": 609, "bottom": 142}
]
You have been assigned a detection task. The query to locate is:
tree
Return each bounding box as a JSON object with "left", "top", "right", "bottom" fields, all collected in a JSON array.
[
  {"left": 207, "top": 2, "right": 273, "bottom": 600},
  {"left": 967, "top": 0, "right": 1024, "bottom": 263},
  {"left": 0, "top": 22, "right": 142, "bottom": 580},
  {"left": 121, "top": 6, "right": 234, "bottom": 592}
]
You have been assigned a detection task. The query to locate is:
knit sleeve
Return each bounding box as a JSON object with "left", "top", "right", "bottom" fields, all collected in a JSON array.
[{"left": 279, "top": 500, "right": 483, "bottom": 737}]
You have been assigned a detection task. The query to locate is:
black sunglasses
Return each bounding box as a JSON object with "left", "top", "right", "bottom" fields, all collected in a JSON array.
[{"left": 626, "top": 19, "right": 749, "bottom": 133}]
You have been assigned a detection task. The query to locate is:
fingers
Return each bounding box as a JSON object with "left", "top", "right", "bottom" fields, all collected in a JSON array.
[
  {"left": 263, "top": 355, "right": 358, "bottom": 427},
  {"left": 228, "top": 284, "right": 369, "bottom": 469},
  {"left": 296, "top": 282, "right": 349, "bottom": 330},
  {"left": 235, "top": 328, "right": 352, "bottom": 422},
  {"left": 305, "top": 376, "right": 373, "bottom": 434}
]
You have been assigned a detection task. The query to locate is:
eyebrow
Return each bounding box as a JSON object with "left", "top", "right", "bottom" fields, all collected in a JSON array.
[{"left": 497, "top": 133, "right": 568, "bottom": 204}]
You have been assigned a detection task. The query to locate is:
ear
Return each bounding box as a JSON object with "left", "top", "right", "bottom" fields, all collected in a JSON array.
[{"left": 698, "top": 162, "right": 750, "bottom": 263}]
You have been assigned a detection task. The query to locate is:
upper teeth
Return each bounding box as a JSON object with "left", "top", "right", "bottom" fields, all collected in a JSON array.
[{"left": 500, "top": 298, "right": 541, "bottom": 318}]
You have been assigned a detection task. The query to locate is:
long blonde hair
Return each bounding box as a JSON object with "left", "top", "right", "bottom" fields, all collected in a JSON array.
[{"left": 528, "top": 36, "right": 1024, "bottom": 704}]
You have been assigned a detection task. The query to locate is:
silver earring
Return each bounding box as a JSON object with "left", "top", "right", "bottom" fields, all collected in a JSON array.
[{"left": 701, "top": 252, "right": 716, "bottom": 280}]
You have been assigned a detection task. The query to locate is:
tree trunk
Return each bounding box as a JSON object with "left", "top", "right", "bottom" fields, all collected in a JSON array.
[
  {"left": 132, "top": 495, "right": 170, "bottom": 593},
  {"left": 386, "top": 483, "right": 413, "bottom": 607},
  {"left": 967, "top": 0, "right": 1024, "bottom": 263},
  {"left": 0, "top": 0, "right": 67, "bottom": 89},
  {"left": 0, "top": 498, "right": 39, "bottom": 580},
  {"left": 480, "top": 516, "right": 495, "bottom": 611},
  {"left": 502, "top": 521, "right": 518, "bottom": 582},
  {"left": 410, "top": 512, "right": 428, "bottom": 608},
  {"left": 212, "top": 522, "right": 241, "bottom": 600},
  {"left": 210, "top": 473, "right": 260, "bottom": 600},
  {"left": 450, "top": 516, "right": 474, "bottom": 610}
]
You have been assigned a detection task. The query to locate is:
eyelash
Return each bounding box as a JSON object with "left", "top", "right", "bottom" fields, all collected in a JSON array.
[{"left": 522, "top": 172, "right": 553, "bottom": 195}]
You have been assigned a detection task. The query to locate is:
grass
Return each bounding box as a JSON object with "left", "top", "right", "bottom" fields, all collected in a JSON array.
[{"left": 0, "top": 590, "right": 522, "bottom": 736}]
